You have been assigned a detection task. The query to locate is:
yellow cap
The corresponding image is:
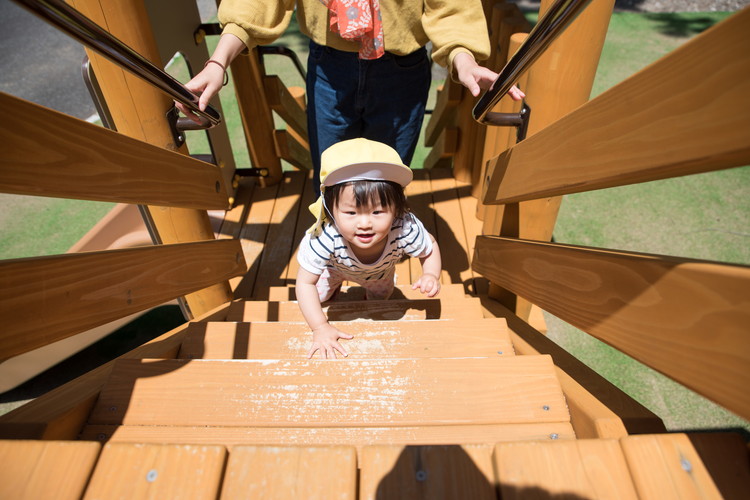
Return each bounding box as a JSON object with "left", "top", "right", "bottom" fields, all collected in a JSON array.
[{"left": 307, "top": 139, "right": 412, "bottom": 235}]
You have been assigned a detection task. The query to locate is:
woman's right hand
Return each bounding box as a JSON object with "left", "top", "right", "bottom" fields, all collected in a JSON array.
[{"left": 175, "top": 62, "right": 226, "bottom": 124}]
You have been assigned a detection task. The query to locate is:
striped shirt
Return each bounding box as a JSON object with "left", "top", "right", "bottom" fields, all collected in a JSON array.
[{"left": 297, "top": 213, "right": 433, "bottom": 281}]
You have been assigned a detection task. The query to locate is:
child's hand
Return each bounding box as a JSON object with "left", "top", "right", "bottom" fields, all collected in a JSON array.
[
  {"left": 307, "top": 323, "right": 354, "bottom": 359},
  {"left": 412, "top": 273, "right": 441, "bottom": 297}
]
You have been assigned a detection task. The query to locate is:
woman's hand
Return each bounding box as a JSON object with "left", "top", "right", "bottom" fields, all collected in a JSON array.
[
  {"left": 453, "top": 52, "right": 525, "bottom": 101},
  {"left": 175, "top": 63, "right": 225, "bottom": 123}
]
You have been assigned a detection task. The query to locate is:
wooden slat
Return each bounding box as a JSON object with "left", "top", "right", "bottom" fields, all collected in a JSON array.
[
  {"left": 359, "top": 445, "right": 496, "bottom": 500},
  {"left": 485, "top": 7, "right": 750, "bottom": 205},
  {"left": 225, "top": 297, "right": 485, "bottom": 322},
  {"left": 217, "top": 178, "right": 254, "bottom": 239},
  {"left": 284, "top": 170, "right": 316, "bottom": 281},
  {"left": 178, "top": 318, "right": 514, "bottom": 359},
  {"left": 263, "top": 75, "right": 309, "bottom": 143},
  {"left": 423, "top": 127, "right": 458, "bottom": 170},
  {"left": 494, "top": 439, "right": 639, "bottom": 499},
  {"left": 83, "top": 443, "right": 226, "bottom": 499},
  {"left": 245, "top": 170, "right": 306, "bottom": 299},
  {"left": 0, "top": 92, "right": 228, "bottom": 209},
  {"left": 0, "top": 239, "right": 245, "bottom": 360},
  {"left": 479, "top": 297, "right": 665, "bottom": 438},
  {"left": 406, "top": 170, "right": 438, "bottom": 283},
  {"left": 221, "top": 446, "right": 356, "bottom": 499},
  {"left": 473, "top": 236, "right": 750, "bottom": 421},
  {"left": 0, "top": 302, "right": 230, "bottom": 440},
  {"left": 424, "top": 81, "right": 462, "bottom": 147},
  {"left": 429, "top": 169, "right": 474, "bottom": 286},
  {"left": 82, "top": 422, "right": 576, "bottom": 448},
  {"left": 266, "top": 283, "right": 467, "bottom": 301},
  {"left": 231, "top": 49, "right": 283, "bottom": 185},
  {"left": 684, "top": 433, "right": 750, "bottom": 500},
  {"left": 0, "top": 440, "right": 100, "bottom": 500},
  {"left": 273, "top": 129, "right": 313, "bottom": 170},
  {"left": 89, "top": 356, "right": 568, "bottom": 427},
  {"left": 230, "top": 181, "right": 280, "bottom": 296},
  {"left": 620, "top": 434, "right": 724, "bottom": 499}
]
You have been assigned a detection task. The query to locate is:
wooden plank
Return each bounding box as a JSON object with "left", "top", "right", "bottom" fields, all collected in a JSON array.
[
  {"left": 423, "top": 127, "right": 458, "bottom": 170},
  {"left": 684, "top": 433, "right": 750, "bottom": 500},
  {"left": 83, "top": 443, "right": 226, "bottom": 499},
  {"left": 273, "top": 129, "right": 313, "bottom": 170},
  {"left": 0, "top": 302, "right": 231, "bottom": 440},
  {"left": 454, "top": 179, "right": 484, "bottom": 294},
  {"left": 485, "top": 7, "right": 750, "bottom": 205},
  {"left": 246, "top": 170, "right": 306, "bottom": 299},
  {"left": 0, "top": 440, "right": 101, "bottom": 500},
  {"left": 267, "top": 283, "right": 467, "bottom": 301},
  {"left": 89, "top": 356, "right": 569, "bottom": 427},
  {"left": 231, "top": 49, "right": 283, "bottom": 185},
  {"left": 217, "top": 177, "right": 254, "bottom": 239},
  {"left": 424, "top": 80, "right": 462, "bottom": 147},
  {"left": 284, "top": 170, "right": 316, "bottom": 281},
  {"left": 473, "top": 236, "right": 750, "bottom": 421},
  {"left": 178, "top": 318, "right": 514, "bottom": 359},
  {"left": 263, "top": 75, "right": 309, "bottom": 143},
  {"left": 225, "top": 297, "right": 486, "bottom": 322},
  {"left": 0, "top": 239, "right": 245, "bottom": 360},
  {"left": 429, "top": 169, "right": 474, "bottom": 286},
  {"left": 230, "top": 181, "right": 280, "bottom": 296},
  {"left": 479, "top": 297, "right": 665, "bottom": 438},
  {"left": 221, "top": 446, "right": 356, "bottom": 499},
  {"left": 620, "top": 434, "right": 724, "bottom": 499},
  {"left": 0, "top": 93, "right": 229, "bottom": 209},
  {"left": 405, "top": 170, "right": 437, "bottom": 284},
  {"left": 82, "top": 422, "right": 576, "bottom": 449},
  {"left": 359, "top": 445, "right": 496, "bottom": 500},
  {"left": 494, "top": 439, "right": 639, "bottom": 499}
]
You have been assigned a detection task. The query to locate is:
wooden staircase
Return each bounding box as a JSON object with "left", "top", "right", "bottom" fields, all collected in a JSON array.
[{"left": 4, "top": 280, "right": 749, "bottom": 498}]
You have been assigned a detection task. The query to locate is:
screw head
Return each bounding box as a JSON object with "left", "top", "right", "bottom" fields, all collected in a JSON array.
[
  {"left": 415, "top": 470, "right": 428, "bottom": 482},
  {"left": 146, "top": 469, "right": 158, "bottom": 482}
]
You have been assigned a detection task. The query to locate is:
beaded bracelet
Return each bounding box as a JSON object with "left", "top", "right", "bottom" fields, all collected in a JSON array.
[{"left": 204, "top": 59, "right": 229, "bottom": 86}]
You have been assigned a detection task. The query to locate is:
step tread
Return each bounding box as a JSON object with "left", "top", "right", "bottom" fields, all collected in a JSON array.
[
  {"left": 267, "top": 283, "right": 468, "bottom": 302},
  {"left": 89, "top": 356, "right": 568, "bottom": 428},
  {"left": 82, "top": 422, "right": 575, "bottom": 448},
  {"left": 84, "top": 442, "right": 226, "bottom": 499},
  {"left": 225, "top": 296, "right": 485, "bottom": 322},
  {"left": 179, "top": 318, "right": 514, "bottom": 359}
]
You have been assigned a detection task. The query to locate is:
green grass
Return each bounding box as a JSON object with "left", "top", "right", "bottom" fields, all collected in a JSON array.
[{"left": 1, "top": 10, "right": 748, "bottom": 434}]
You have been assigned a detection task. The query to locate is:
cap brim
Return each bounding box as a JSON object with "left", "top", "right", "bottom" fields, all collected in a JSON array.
[{"left": 323, "top": 162, "right": 412, "bottom": 187}]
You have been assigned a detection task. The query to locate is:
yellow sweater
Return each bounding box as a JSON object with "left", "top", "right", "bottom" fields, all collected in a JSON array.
[{"left": 218, "top": 0, "right": 490, "bottom": 69}]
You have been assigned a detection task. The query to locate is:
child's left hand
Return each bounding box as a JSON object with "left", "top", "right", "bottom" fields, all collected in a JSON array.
[{"left": 412, "top": 273, "right": 441, "bottom": 297}]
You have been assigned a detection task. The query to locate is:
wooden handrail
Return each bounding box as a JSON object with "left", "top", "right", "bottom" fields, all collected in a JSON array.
[
  {"left": 0, "top": 240, "right": 246, "bottom": 361},
  {"left": 484, "top": 7, "right": 750, "bottom": 205},
  {"left": 473, "top": 236, "right": 750, "bottom": 421},
  {"left": 0, "top": 92, "right": 229, "bottom": 209}
]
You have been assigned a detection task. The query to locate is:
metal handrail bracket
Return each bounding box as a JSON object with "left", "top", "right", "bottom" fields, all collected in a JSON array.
[
  {"left": 14, "top": 0, "right": 221, "bottom": 128},
  {"left": 474, "top": 0, "right": 592, "bottom": 126}
]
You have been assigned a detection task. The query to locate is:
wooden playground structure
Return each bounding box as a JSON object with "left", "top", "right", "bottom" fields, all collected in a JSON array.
[{"left": 1, "top": 0, "right": 749, "bottom": 497}]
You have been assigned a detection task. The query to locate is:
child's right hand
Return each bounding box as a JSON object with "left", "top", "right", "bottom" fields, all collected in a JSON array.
[{"left": 307, "top": 323, "right": 354, "bottom": 359}]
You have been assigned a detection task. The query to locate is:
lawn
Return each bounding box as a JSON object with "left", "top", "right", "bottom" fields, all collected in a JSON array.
[{"left": 1, "top": 9, "right": 748, "bottom": 435}]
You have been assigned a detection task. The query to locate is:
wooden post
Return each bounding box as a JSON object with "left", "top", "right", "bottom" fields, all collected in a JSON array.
[
  {"left": 502, "top": 0, "right": 615, "bottom": 321},
  {"left": 70, "top": 0, "right": 233, "bottom": 317}
]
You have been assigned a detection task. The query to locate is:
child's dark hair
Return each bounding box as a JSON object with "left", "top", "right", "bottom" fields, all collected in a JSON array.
[{"left": 324, "top": 180, "right": 409, "bottom": 219}]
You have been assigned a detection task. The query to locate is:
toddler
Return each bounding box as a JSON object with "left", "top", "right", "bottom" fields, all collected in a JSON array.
[{"left": 296, "top": 138, "right": 442, "bottom": 359}]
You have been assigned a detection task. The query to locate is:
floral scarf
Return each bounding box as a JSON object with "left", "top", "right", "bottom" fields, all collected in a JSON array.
[{"left": 321, "top": 0, "right": 385, "bottom": 59}]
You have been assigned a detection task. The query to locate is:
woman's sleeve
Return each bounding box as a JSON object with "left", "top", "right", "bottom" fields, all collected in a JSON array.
[
  {"left": 218, "top": 0, "right": 297, "bottom": 49},
  {"left": 421, "top": 0, "right": 491, "bottom": 69}
]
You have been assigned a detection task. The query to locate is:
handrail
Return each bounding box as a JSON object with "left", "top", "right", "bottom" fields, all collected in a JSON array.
[
  {"left": 13, "top": 0, "right": 221, "bottom": 127},
  {"left": 473, "top": 0, "right": 592, "bottom": 125}
]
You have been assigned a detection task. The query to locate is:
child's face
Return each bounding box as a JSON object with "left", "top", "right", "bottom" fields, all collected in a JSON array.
[{"left": 332, "top": 184, "right": 396, "bottom": 263}]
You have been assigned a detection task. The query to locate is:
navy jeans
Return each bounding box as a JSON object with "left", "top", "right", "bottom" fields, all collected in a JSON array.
[{"left": 306, "top": 40, "right": 431, "bottom": 194}]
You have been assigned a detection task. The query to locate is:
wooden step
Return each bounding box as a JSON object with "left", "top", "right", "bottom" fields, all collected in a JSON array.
[
  {"left": 0, "top": 440, "right": 101, "bottom": 500},
  {"left": 88, "top": 356, "right": 568, "bottom": 428},
  {"left": 267, "top": 283, "right": 468, "bottom": 301},
  {"left": 81, "top": 422, "right": 575, "bottom": 450},
  {"left": 178, "top": 318, "right": 514, "bottom": 359},
  {"left": 225, "top": 297, "right": 485, "bottom": 322},
  {"left": 84, "top": 442, "right": 226, "bottom": 499}
]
